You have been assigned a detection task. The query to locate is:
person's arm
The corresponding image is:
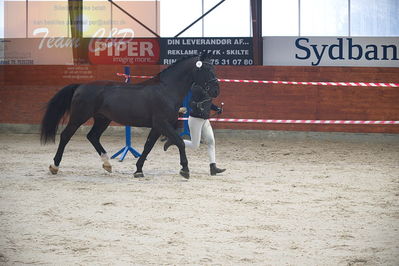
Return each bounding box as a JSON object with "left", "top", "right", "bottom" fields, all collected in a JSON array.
[{"left": 211, "top": 103, "right": 222, "bottom": 114}]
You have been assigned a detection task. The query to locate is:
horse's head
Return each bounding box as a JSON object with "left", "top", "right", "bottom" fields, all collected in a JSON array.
[{"left": 192, "top": 52, "right": 220, "bottom": 98}]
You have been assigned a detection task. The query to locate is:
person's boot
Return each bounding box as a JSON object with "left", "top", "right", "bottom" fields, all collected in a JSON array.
[
  {"left": 210, "top": 163, "right": 226, "bottom": 176},
  {"left": 163, "top": 139, "right": 173, "bottom": 151}
]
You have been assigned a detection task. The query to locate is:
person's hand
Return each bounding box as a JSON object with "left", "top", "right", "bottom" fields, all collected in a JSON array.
[
  {"left": 179, "top": 107, "right": 187, "bottom": 114},
  {"left": 216, "top": 106, "right": 223, "bottom": 114}
]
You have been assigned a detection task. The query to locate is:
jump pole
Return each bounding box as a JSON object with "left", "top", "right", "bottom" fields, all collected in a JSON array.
[{"left": 111, "top": 66, "right": 142, "bottom": 161}]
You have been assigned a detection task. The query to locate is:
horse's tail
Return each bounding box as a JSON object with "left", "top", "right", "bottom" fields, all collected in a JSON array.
[{"left": 40, "top": 84, "right": 80, "bottom": 144}]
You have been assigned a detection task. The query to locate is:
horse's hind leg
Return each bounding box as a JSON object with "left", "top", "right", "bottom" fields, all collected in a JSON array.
[
  {"left": 87, "top": 115, "right": 111, "bottom": 172},
  {"left": 134, "top": 128, "right": 160, "bottom": 178},
  {"left": 50, "top": 122, "right": 81, "bottom": 174},
  {"left": 161, "top": 122, "right": 189, "bottom": 179}
]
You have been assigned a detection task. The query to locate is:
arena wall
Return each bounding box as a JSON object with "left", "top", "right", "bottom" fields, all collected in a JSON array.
[{"left": 0, "top": 65, "right": 398, "bottom": 134}]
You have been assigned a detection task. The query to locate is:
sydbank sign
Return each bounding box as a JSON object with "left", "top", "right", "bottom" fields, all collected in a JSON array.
[{"left": 263, "top": 37, "right": 399, "bottom": 67}]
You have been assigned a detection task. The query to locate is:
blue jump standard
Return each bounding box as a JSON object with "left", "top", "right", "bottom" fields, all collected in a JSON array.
[
  {"left": 111, "top": 126, "right": 141, "bottom": 161},
  {"left": 111, "top": 66, "right": 142, "bottom": 161},
  {"left": 180, "top": 90, "right": 192, "bottom": 137}
]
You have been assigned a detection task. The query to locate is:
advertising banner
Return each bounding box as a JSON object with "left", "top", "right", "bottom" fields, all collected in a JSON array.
[
  {"left": 263, "top": 37, "right": 399, "bottom": 67},
  {"left": 3, "top": 1, "right": 158, "bottom": 38},
  {"left": 160, "top": 37, "right": 253, "bottom": 66},
  {"left": 1, "top": 37, "right": 253, "bottom": 66},
  {"left": 1, "top": 38, "right": 76, "bottom": 65},
  {"left": 1, "top": 0, "right": 159, "bottom": 65},
  {"left": 88, "top": 38, "right": 160, "bottom": 65}
]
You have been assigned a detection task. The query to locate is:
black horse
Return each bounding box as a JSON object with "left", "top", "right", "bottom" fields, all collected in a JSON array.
[{"left": 40, "top": 53, "right": 220, "bottom": 179}]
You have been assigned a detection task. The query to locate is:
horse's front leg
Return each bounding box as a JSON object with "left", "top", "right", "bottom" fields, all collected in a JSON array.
[
  {"left": 162, "top": 122, "right": 189, "bottom": 179},
  {"left": 134, "top": 128, "right": 160, "bottom": 178}
]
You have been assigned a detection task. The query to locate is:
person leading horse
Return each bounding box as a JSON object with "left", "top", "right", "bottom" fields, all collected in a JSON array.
[{"left": 40, "top": 52, "right": 219, "bottom": 179}]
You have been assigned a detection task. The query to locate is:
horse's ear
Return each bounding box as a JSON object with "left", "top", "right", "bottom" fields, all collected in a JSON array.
[{"left": 200, "top": 50, "right": 211, "bottom": 61}]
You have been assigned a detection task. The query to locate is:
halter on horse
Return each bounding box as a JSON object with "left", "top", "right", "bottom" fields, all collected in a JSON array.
[{"left": 40, "top": 52, "right": 219, "bottom": 179}]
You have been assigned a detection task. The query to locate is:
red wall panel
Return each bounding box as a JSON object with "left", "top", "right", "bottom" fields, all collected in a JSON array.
[{"left": 1, "top": 65, "right": 398, "bottom": 133}]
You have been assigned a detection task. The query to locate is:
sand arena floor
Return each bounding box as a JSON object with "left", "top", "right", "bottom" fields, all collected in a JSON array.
[{"left": 0, "top": 131, "right": 398, "bottom": 265}]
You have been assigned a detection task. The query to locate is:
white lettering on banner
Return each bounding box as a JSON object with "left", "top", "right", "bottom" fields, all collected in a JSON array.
[
  {"left": 168, "top": 39, "right": 180, "bottom": 45},
  {"left": 33, "top": 28, "right": 80, "bottom": 49},
  {"left": 161, "top": 37, "right": 253, "bottom": 66},
  {"left": 263, "top": 37, "right": 399, "bottom": 67},
  {"left": 182, "top": 39, "right": 232, "bottom": 45},
  {"left": 112, "top": 57, "right": 153, "bottom": 64},
  {"left": 226, "top": 50, "right": 249, "bottom": 55},
  {"left": 94, "top": 41, "right": 154, "bottom": 57},
  {"left": 89, "top": 28, "right": 135, "bottom": 54},
  {"left": 92, "top": 27, "right": 135, "bottom": 39},
  {"left": 33, "top": 27, "right": 134, "bottom": 53},
  {"left": 167, "top": 50, "right": 198, "bottom": 55}
]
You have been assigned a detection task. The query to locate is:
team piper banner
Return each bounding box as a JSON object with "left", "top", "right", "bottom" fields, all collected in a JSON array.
[
  {"left": 263, "top": 37, "right": 399, "bottom": 67},
  {"left": 88, "top": 38, "right": 160, "bottom": 65},
  {"left": 1, "top": 37, "right": 253, "bottom": 65}
]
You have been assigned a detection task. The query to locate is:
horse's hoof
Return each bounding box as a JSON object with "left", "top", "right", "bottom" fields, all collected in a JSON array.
[
  {"left": 102, "top": 163, "right": 112, "bottom": 173},
  {"left": 49, "top": 164, "right": 58, "bottom": 175},
  {"left": 179, "top": 169, "right": 190, "bottom": 179},
  {"left": 134, "top": 171, "right": 144, "bottom": 178}
]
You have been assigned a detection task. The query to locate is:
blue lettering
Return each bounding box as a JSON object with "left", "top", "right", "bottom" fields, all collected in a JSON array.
[
  {"left": 381, "top": 45, "right": 398, "bottom": 60},
  {"left": 311, "top": 44, "right": 328, "bottom": 66},
  {"left": 328, "top": 38, "right": 344, "bottom": 60},
  {"left": 295, "top": 38, "right": 311, "bottom": 60},
  {"left": 348, "top": 38, "right": 362, "bottom": 60},
  {"left": 365, "top": 45, "right": 379, "bottom": 60},
  {"left": 293, "top": 37, "right": 398, "bottom": 65}
]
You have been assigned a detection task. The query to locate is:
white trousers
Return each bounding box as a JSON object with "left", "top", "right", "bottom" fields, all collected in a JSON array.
[{"left": 184, "top": 116, "right": 216, "bottom": 164}]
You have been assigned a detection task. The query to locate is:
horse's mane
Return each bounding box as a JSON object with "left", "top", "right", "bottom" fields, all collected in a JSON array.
[
  {"left": 137, "top": 55, "right": 198, "bottom": 86},
  {"left": 157, "top": 55, "right": 197, "bottom": 79},
  {"left": 123, "top": 55, "right": 199, "bottom": 89}
]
